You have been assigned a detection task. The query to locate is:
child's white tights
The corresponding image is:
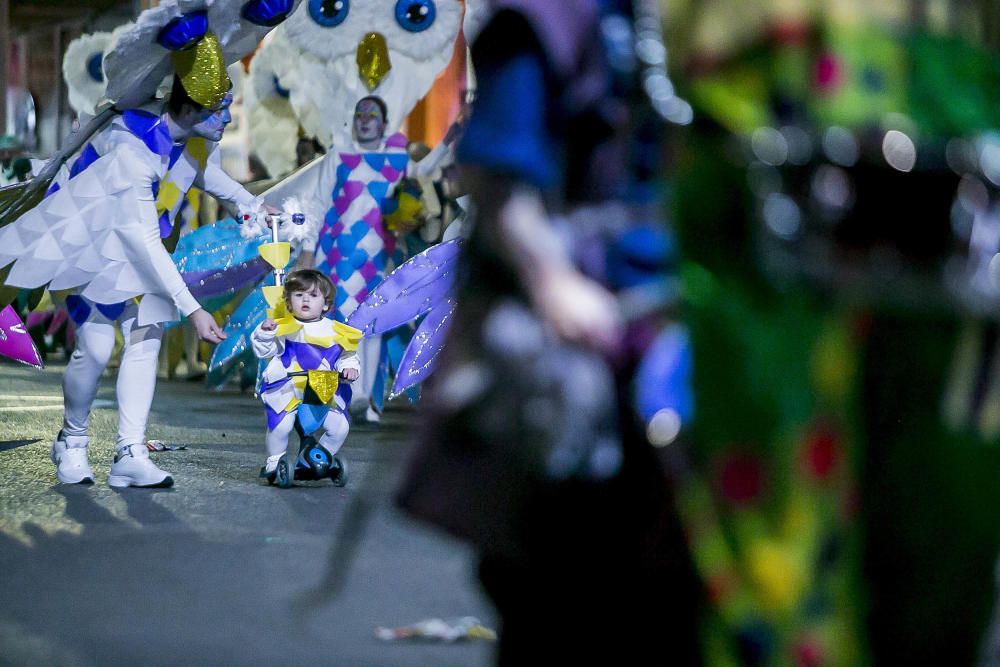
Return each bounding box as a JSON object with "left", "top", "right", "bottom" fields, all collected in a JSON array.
[{"left": 266, "top": 409, "right": 349, "bottom": 458}]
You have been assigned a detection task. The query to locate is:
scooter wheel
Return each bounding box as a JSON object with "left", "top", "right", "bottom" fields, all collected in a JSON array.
[
  {"left": 275, "top": 456, "right": 294, "bottom": 489},
  {"left": 330, "top": 456, "right": 348, "bottom": 487}
]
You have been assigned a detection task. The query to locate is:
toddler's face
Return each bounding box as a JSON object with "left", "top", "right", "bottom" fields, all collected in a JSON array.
[{"left": 287, "top": 284, "right": 327, "bottom": 320}]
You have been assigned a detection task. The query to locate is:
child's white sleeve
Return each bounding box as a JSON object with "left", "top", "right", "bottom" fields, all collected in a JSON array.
[
  {"left": 251, "top": 325, "right": 283, "bottom": 359},
  {"left": 335, "top": 349, "right": 361, "bottom": 374}
]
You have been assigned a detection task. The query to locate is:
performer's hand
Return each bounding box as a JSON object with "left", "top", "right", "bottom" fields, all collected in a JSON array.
[
  {"left": 190, "top": 308, "right": 227, "bottom": 343},
  {"left": 340, "top": 368, "right": 359, "bottom": 382},
  {"left": 532, "top": 267, "right": 623, "bottom": 353},
  {"left": 260, "top": 318, "right": 277, "bottom": 332}
]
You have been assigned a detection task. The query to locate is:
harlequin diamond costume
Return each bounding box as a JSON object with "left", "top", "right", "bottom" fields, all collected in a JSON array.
[
  {"left": 252, "top": 311, "right": 361, "bottom": 485},
  {"left": 0, "top": 0, "right": 299, "bottom": 488}
]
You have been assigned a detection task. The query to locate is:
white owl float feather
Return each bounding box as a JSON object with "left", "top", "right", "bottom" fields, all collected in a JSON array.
[{"left": 246, "top": 31, "right": 303, "bottom": 178}]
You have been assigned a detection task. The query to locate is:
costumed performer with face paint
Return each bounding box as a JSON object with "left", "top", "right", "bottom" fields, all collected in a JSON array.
[{"left": 0, "top": 0, "right": 298, "bottom": 488}]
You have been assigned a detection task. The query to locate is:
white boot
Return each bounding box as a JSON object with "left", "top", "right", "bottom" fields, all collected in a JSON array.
[
  {"left": 51, "top": 431, "right": 94, "bottom": 484},
  {"left": 108, "top": 444, "right": 173, "bottom": 488},
  {"left": 260, "top": 453, "right": 282, "bottom": 482}
]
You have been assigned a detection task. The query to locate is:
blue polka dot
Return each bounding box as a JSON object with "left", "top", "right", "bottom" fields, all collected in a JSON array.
[
  {"left": 367, "top": 181, "right": 389, "bottom": 202},
  {"left": 336, "top": 260, "right": 355, "bottom": 281},
  {"left": 336, "top": 235, "right": 357, "bottom": 253},
  {"left": 364, "top": 154, "right": 387, "bottom": 171},
  {"left": 350, "top": 248, "right": 368, "bottom": 268},
  {"left": 387, "top": 154, "right": 408, "bottom": 172}
]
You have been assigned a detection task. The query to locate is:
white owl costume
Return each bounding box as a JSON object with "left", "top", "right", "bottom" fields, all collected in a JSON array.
[
  {"left": 0, "top": 0, "right": 299, "bottom": 487},
  {"left": 273, "top": 0, "right": 464, "bottom": 146},
  {"left": 246, "top": 30, "right": 303, "bottom": 179}
]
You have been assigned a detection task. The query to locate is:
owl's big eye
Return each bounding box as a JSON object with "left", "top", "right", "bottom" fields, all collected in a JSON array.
[
  {"left": 86, "top": 53, "right": 104, "bottom": 83},
  {"left": 394, "top": 0, "right": 436, "bottom": 33},
  {"left": 308, "top": 0, "right": 349, "bottom": 27}
]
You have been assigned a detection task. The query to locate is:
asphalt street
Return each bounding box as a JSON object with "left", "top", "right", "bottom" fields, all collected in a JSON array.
[{"left": 0, "top": 359, "right": 496, "bottom": 666}]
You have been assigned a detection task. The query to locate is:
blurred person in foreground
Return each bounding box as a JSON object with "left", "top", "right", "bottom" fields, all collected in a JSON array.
[{"left": 394, "top": 0, "right": 702, "bottom": 663}]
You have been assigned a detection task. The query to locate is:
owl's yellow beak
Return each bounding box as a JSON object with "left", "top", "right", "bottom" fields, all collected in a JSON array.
[{"left": 356, "top": 32, "right": 392, "bottom": 91}]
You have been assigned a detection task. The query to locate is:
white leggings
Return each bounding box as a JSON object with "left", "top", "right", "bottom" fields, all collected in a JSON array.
[
  {"left": 265, "top": 409, "right": 349, "bottom": 458},
  {"left": 62, "top": 303, "right": 163, "bottom": 448}
]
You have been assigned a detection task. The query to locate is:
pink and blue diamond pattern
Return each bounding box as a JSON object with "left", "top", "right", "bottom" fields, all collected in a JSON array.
[{"left": 313, "top": 134, "right": 409, "bottom": 322}]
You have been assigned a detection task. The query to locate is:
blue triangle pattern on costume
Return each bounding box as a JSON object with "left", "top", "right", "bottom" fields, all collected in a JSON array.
[
  {"left": 159, "top": 211, "right": 174, "bottom": 239},
  {"left": 386, "top": 154, "right": 408, "bottom": 172},
  {"left": 367, "top": 181, "right": 389, "bottom": 202},
  {"left": 297, "top": 403, "right": 329, "bottom": 433},
  {"left": 168, "top": 143, "right": 186, "bottom": 168},
  {"left": 336, "top": 382, "right": 352, "bottom": 409},
  {"left": 122, "top": 109, "right": 173, "bottom": 157},
  {"left": 95, "top": 302, "right": 127, "bottom": 321},
  {"left": 64, "top": 295, "right": 92, "bottom": 326},
  {"left": 364, "top": 154, "right": 387, "bottom": 171},
  {"left": 70, "top": 144, "right": 100, "bottom": 178}
]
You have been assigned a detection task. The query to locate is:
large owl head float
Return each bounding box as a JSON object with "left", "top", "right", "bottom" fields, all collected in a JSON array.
[{"left": 264, "top": 0, "right": 469, "bottom": 146}]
